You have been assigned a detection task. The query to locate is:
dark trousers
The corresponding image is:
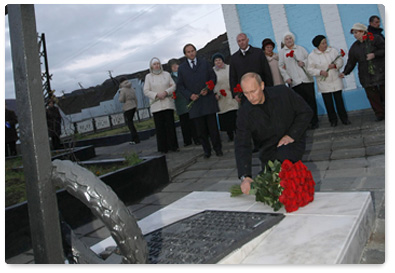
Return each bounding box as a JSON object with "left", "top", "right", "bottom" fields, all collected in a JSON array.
[
  {"left": 293, "top": 83, "right": 318, "bottom": 125},
  {"left": 179, "top": 113, "right": 199, "bottom": 146},
  {"left": 364, "top": 84, "right": 385, "bottom": 118},
  {"left": 49, "top": 131, "right": 62, "bottom": 150},
  {"left": 153, "top": 109, "right": 179, "bottom": 153},
  {"left": 193, "top": 114, "right": 222, "bottom": 155},
  {"left": 261, "top": 140, "right": 306, "bottom": 169},
  {"left": 322, "top": 90, "right": 348, "bottom": 123},
  {"left": 5, "top": 142, "right": 17, "bottom": 157},
  {"left": 123, "top": 108, "right": 140, "bottom": 142}
]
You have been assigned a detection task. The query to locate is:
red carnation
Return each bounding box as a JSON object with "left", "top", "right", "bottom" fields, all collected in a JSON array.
[
  {"left": 206, "top": 80, "right": 215, "bottom": 91},
  {"left": 219, "top": 89, "right": 227, "bottom": 97},
  {"left": 172, "top": 91, "right": 177, "bottom": 99},
  {"left": 286, "top": 50, "right": 294, "bottom": 58},
  {"left": 340, "top": 49, "right": 346, "bottom": 57}
]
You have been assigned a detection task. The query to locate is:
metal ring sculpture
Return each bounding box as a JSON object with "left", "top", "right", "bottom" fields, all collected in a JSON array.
[{"left": 51, "top": 159, "right": 148, "bottom": 264}]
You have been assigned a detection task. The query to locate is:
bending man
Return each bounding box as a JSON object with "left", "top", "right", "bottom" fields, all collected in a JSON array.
[{"left": 235, "top": 72, "right": 313, "bottom": 194}]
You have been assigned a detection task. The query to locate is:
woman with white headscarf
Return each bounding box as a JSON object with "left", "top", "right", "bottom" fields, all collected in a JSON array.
[
  {"left": 143, "top": 57, "right": 179, "bottom": 153},
  {"left": 279, "top": 32, "right": 319, "bottom": 129}
]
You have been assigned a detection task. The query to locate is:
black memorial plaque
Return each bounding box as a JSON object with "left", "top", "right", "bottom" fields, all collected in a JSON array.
[{"left": 144, "top": 210, "right": 284, "bottom": 264}]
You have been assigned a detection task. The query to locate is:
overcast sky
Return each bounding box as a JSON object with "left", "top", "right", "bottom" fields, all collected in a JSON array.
[{"left": 4, "top": 3, "right": 226, "bottom": 99}]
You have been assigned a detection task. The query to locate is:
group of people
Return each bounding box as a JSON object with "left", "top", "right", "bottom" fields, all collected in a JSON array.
[{"left": 118, "top": 16, "right": 385, "bottom": 194}]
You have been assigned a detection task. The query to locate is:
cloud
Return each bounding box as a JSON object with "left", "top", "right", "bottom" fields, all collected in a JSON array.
[{"left": 4, "top": 4, "right": 226, "bottom": 99}]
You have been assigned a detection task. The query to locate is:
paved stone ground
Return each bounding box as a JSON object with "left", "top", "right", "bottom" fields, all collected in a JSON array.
[{"left": 6, "top": 109, "right": 385, "bottom": 264}]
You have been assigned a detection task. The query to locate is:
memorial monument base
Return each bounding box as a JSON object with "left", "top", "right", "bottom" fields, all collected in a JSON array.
[{"left": 91, "top": 191, "right": 374, "bottom": 264}]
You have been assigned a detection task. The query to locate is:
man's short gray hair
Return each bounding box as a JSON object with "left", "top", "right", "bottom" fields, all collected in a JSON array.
[{"left": 241, "top": 72, "right": 263, "bottom": 86}]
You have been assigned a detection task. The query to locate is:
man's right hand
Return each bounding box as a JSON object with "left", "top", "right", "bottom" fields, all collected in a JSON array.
[{"left": 240, "top": 177, "right": 253, "bottom": 194}]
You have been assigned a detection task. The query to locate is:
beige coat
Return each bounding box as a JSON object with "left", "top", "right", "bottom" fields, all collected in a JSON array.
[
  {"left": 213, "top": 64, "right": 239, "bottom": 114},
  {"left": 265, "top": 53, "right": 284, "bottom": 86},
  {"left": 118, "top": 80, "right": 137, "bottom": 111},
  {"left": 143, "top": 64, "right": 176, "bottom": 114},
  {"left": 307, "top": 47, "right": 344, "bottom": 93}
]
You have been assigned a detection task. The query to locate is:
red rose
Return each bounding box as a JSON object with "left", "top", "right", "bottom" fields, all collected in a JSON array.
[
  {"left": 367, "top": 32, "right": 374, "bottom": 41},
  {"left": 219, "top": 89, "right": 227, "bottom": 97},
  {"left": 172, "top": 91, "right": 177, "bottom": 99},
  {"left": 340, "top": 49, "right": 346, "bottom": 57}
]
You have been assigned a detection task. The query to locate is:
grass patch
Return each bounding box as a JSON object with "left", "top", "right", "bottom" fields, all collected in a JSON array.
[{"left": 5, "top": 151, "right": 142, "bottom": 207}]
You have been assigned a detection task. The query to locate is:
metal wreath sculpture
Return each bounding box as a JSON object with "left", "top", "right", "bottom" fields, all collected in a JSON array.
[{"left": 51, "top": 160, "right": 148, "bottom": 264}]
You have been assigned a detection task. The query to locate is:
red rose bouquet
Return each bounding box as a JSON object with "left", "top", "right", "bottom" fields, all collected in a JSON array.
[
  {"left": 363, "top": 32, "right": 375, "bottom": 75},
  {"left": 321, "top": 49, "right": 346, "bottom": 81},
  {"left": 187, "top": 80, "right": 215, "bottom": 109},
  {"left": 230, "top": 160, "right": 315, "bottom": 213}
]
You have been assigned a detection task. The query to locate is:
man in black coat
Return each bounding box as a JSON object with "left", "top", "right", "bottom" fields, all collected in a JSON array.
[
  {"left": 177, "top": 43, "right": 223, "bottom": 158},
  {"left": 229, "top": 33, "right": 273, "bottom": 103},
  {"left": 235, "top": 72, "right": 313, "bottom": 194},
  {"left": 368, "top": 15, "right": 385, "bottom": 40}
]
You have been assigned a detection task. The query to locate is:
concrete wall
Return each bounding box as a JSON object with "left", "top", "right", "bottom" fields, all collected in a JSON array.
[{"left": 222, "top": 4, "right": 385, "bottom": 115}]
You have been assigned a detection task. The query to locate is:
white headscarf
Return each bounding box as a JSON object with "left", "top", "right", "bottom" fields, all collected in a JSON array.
[{"left": 149, "top": 57, "right": 163, "bottom": 75}]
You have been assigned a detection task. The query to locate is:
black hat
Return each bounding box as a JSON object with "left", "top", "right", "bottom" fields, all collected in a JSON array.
[
  {"left": 262, "top": 38, "right": 275, "bottom": 50},
  {"left": 211, "top": 52, "right": 225, "bottom": 63},
  {"left": 312, "top": 35, "right": 326, "bottom": 48}
]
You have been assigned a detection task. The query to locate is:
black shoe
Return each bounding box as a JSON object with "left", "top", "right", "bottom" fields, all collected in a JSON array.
[
  {"left": 172, "top": 148, "right": 180, "bottom": 152},
  {"left": 216, "top": 151, "right": 223, "bottom": 157},
  {"left": 341, "top": 119, "right": 351, "bottom": 125},
  {"left": 184, "top": 143, "right": 192, "bottom": 147},
  {"left": 330, "top": 120, "right": 337, "bottom": 127},
  {"left": 376, "top": 116, "right": 384, "bottom": 122},
  {"left": 194, "top": 140, "right": 201, "bottom": 145},
  {"left": 204, "top": 153, "right": 211, "bottom": 159}
]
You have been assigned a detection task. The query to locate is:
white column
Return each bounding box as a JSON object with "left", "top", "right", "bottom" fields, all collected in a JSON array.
[
  {"left": 378, "top": 4, "right": 385, "bottom": 27},
  {"left": 268, "top": 4, "right": 289, "bottom": 50},
  {"left": 221, "top": 4, "right": 242, "bottom": 54},
  {"left": 320, "top": 4, "right": 357, "bottom": 91}
]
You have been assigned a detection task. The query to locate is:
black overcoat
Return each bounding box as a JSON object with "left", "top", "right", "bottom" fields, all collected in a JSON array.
[
  {"left": 235, "top": 85, "right": 313, "bottom": 177},
  {"left": 343, "top": 34, "right": 385, "bottom": 88},
  {"left": 177, "top": 57, "right": 218, "bottom": 119}
]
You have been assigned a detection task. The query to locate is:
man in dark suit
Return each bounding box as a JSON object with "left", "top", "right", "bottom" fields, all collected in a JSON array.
[
  {"left": 229, "top": 33, "right": 273, "bottom": 103},
  {"left": 177, "top": 43, "right": 223, "bottom": 158}
]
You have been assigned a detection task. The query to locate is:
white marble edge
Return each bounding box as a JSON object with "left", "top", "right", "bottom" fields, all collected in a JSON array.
[{"left": 90, "top": 190, "right": 374, "bottom": 264}]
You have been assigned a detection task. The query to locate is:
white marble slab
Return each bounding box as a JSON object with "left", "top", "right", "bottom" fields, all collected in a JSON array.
[{"left": 91, "top": 191, "right": 374, "bottom": 264}]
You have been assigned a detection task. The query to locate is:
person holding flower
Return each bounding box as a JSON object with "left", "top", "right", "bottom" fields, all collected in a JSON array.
[
  {"left": 340, "top": 23, "right": 385, "bottom": 121},
  {"left": 235, "top": 72, "right": 313, "bottom": 195},
  {"left": 307, "top": 35, "right": 350, "bottom": 127},
  {"left": 279, "top": 32, "right": 319, "bottom": 129},
  {"left": 177, "top": 43, "right": 223, "bottom": 158},
  {"left": 211, "top": 52, "right": 239, "bottom": 142},
  {"left": 143, "top": 57, "right": 179, "bottom": 153}
]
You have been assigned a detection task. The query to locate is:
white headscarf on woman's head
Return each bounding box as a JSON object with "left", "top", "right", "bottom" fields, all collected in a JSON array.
[
  {"left": 283, "top": 31, "right": 296, "bottom": 45},
  {"left": 149, "top": 57, "right": 163, "bottom": 75}
]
